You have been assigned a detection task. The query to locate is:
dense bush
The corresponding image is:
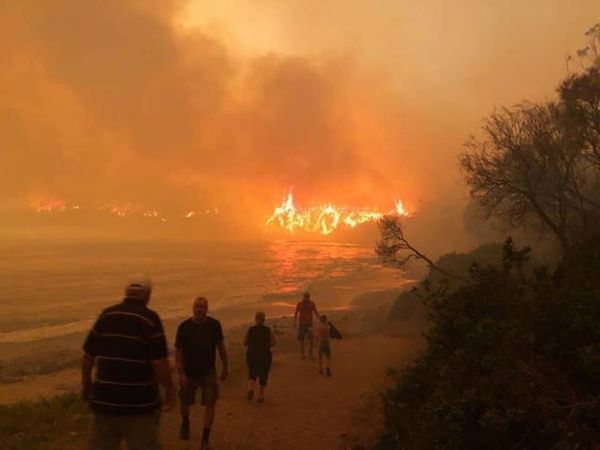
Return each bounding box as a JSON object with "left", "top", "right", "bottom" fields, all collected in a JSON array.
[
  {"left": 379, "top": 237, "right": 600, "bottom": 449},
  {"left": 388, "top": 243, "right": 503, "bottom": 323}
]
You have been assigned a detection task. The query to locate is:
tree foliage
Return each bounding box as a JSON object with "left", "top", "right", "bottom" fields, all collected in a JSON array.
[
  {"left": 379, "top": 238, "right": 600, "bottom": 450},
  {"left": 460, "top": 68, "right": 600, "bottom": 256}
]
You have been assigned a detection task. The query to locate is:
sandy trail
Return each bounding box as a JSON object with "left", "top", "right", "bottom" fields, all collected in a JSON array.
[
  {"left": 156, "top": 332, "right": 419, "bottom": 450},
  {"left": 3, "top": 304, "right": 422, "bottom": 449}
]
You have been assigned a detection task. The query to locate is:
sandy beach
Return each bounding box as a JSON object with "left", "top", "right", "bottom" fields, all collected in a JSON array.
[{"left": 1, "top": 284, "right": 424, "bottom": 449}]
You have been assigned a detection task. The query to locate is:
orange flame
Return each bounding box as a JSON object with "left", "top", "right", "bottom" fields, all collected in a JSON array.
[
  {"left": 33, "top": 198, "right": 67, "bottom": 213},
  {"left": 266, "top": 193, "right": 410, "bottom": 235}
]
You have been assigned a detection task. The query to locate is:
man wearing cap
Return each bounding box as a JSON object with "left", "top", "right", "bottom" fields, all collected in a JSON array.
[
  {"left": 176, "top": 297, "right": 228, "bottom": 450},
  {"left": 81, "top": 278, "right": 175, "bottom": 450}
]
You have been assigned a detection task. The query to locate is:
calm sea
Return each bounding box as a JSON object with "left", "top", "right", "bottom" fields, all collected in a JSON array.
[{"left": 0, "top": 239, "right": 398, "bottom": 343}]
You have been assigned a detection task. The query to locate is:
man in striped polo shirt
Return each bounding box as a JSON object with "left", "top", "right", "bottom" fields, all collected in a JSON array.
[{"left": 81, "top": 278, "right": 175, "bottom": 450}]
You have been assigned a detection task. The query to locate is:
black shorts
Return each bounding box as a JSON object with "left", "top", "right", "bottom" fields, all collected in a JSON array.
[
  {"left": 319, "top": 342, "right": 331, "bottom": 358},
  {"left": 247, "top": 356, "right": 272, "bottom": 387},
  {"left": 297, "top": 324, "right": 313, "bottom": 341},
  {"left": 179, "top": 369, "right": 219, "bottom": 406}
]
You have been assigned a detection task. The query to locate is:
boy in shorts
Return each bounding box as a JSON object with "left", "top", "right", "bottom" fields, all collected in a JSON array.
[{"left": 316, "top": 315, "right": 332, "bottom": 376}]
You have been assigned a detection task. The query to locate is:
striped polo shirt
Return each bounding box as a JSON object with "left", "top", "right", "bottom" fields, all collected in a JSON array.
[{"left": 83, "top": 298, "right": 168, "bottom": 415}]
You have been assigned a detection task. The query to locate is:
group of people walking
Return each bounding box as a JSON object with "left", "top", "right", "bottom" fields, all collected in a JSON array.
[{"left": 81, "top": 279, "right": 334, "bottom": 450}]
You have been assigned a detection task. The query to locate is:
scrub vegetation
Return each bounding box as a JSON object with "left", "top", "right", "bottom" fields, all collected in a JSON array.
[{"left": 379, "top": 30, "right": 600, "bottom": 450}]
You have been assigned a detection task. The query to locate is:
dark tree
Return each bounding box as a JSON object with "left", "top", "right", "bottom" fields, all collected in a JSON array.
[{"left": 460, "top": 69, "right": 600, "bottom": 256}]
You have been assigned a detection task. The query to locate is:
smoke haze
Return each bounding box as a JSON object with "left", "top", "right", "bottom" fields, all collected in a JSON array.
[{"left": 1, "top": 0, "right": 598, "bottom": 243}]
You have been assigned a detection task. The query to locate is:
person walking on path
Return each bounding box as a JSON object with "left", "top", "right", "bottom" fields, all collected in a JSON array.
[
  {"left": 244, "top": 311, "right": 275, "bottom": 402},
  {"left": 294, "top": 291, "right": 320, "bottom": 359},
  {"left": 175, "top": 297, "right": 228, "bottom": 450},
  {"left": 81, "top": 278, "right": 175, "bottom": 450},
  {"left": 316, "top": 315, "right": 333, "bottom": 376}
]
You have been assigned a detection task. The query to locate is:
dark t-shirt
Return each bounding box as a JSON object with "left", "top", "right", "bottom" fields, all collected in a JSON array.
[
  {"left": 246, "top": 325, "right": 272, "bottom": 363},
  {"left": 175, "top": 317, "right": 224, "bottom": 377},
  {"left": 83, "top": 298, "right": 167, "bottom": 415}
]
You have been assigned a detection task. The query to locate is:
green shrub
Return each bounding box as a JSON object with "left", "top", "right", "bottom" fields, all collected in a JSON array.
[{"left": 379, "top": 237, "right": 600, "bottom": 449}]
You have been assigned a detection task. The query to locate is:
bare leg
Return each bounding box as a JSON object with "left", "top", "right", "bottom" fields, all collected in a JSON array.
[
  {"left": 247, "top": 379, "right": 255, "bottom": 401},
  {"left": 180, "top": 402, "right": 191, "bottom": 440},
  {"left": 201, "top": 404, "right": 216, "bottom": 448},
  {"left": 203, "top": 403, "right": 215, "bottom": 429},
  {"left": 258, "top": 385, "right": 265, "bottom": 401},
  {"left": 180, "top": 403, "right": 190, "bottom": 417}
]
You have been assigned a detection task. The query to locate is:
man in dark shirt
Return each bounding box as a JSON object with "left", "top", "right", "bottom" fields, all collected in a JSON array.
[
  {"left": 244, "top": 311, "right": 275, "bottom": 402},
  {"left": 176, "top": 296, "right": 228, "bottom": 449},
  {"left": 81, "top": 278, "right": 174, "bottom": 450}
]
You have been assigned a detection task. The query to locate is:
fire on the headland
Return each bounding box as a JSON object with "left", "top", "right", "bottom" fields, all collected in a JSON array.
[
  {"left": 266, "top": 193, "right": 411, "bottom": 235},
  {"left": 29, "top": 198, "right": 219, "bottom": 223}
]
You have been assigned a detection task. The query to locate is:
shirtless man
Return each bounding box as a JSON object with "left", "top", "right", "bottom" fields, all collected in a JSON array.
[{"left": 294, "top": 291, "right": 319, "bottom": 359}]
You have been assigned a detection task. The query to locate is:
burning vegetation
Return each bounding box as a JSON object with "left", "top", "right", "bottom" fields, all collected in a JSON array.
[{"left": 266, "top": 193, "right": 411, "bottom": 235}]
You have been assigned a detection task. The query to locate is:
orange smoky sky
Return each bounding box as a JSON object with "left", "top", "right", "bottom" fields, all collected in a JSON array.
[{"left": 0, "top": 0, "right": 598, "bottom": 238}]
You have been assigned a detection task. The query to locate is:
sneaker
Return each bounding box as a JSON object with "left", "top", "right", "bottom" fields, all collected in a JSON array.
[
  {"left": 246, "top": 390, "right": 254, "bottom": 401},
  {"left": 179, "top": 421, "right": 190, "bottom": 440},
  {"left": 326, "top": 368, "right": 331, "bottom": 377}
]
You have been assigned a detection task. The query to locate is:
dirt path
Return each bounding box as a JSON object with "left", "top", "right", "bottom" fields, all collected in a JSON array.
[
  {"left": 6, "top": 311, "right": 422, "bottom": 450},
  {"left": 156, "top": 333, "right": 419, "bottom": 450}
]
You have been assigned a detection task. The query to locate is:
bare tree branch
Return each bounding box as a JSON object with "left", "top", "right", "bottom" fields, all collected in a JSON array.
[{"left": 376, "top": 216, "right": 472, "bottom": 284}]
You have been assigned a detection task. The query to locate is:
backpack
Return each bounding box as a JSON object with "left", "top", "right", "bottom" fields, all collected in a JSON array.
[{"left": 328, "top": 322, "right": 343, "bottom": 339}]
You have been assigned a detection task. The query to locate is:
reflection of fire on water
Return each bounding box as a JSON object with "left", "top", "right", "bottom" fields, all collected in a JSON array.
[{"left": 266, "top": 193, "right": 411, "bottom": 235}]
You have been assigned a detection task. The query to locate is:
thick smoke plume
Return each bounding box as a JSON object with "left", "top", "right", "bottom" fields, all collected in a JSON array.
[{"left": 1, "top": 0, "right": 598, "bottom": 243}]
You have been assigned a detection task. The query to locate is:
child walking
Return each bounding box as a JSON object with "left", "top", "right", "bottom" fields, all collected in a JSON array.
[{"left": 316, "top": 315, "right": 332, "bottom": 376}]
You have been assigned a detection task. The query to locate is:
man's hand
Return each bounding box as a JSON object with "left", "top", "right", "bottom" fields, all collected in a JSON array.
[
  {"left": 162, "top": 384, "right": 176, "bottom": 412},
  {"left": 220, "top": 367, "right": 228, "bottom": 382},
  {"left": 81, "top": 384, "right": 91, "bottom": 403},
  {"left": 179, "top": 372, "right": 189, "bottom": 388}
]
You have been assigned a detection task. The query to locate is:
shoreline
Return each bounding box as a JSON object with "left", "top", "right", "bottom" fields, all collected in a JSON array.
[{"left": 0, "top": 281, "right": 415, "bottom": 405}]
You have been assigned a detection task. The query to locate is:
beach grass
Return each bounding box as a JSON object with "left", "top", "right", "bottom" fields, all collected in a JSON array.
[{"left": 0, "top": 393, "right": 89, "bottom": 450}]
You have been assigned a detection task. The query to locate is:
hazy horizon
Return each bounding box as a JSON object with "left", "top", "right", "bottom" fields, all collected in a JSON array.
[{"left": 2, "top": 0, "right": 599, "bottom": 245}]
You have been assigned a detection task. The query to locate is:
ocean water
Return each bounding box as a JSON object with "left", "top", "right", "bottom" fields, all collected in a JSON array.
[{"left": 0, "top": 239, "right": 399, "bottom": 343}]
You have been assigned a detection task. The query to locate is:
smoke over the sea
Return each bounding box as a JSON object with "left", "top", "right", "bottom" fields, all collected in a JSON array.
[{"left": 1, "top": 0, "right": 598, "bottom": 243}]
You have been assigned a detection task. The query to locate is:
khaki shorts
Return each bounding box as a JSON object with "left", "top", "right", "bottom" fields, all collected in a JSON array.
[
  {"left": 89, "top": 411, "right": 161, "bottom": 450},
  {"left": 297, "top": 324, "right": 313, "bottom": 341},
  {"left": 179, "top": 369, "right": 219, "bottom": 406}
]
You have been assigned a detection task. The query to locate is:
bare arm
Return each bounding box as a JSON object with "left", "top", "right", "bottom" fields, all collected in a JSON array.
[
  {"left": 81, "top": 353, "right": 95, "bottom": 402},
  {"left": 217, "top": 340, "right": 228, "bottom": 381},
  {"left": 151, "top": 357, "right": 175, "bottom": 411},
  {"left": 175, "top": 348, "right": 189, "bottom": 385},
  {"left": 312, "top": 302, "right": 320, "bottom": 320},
  {"left": 175, "top": 348, "right": 184, "bottom": 375}
]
